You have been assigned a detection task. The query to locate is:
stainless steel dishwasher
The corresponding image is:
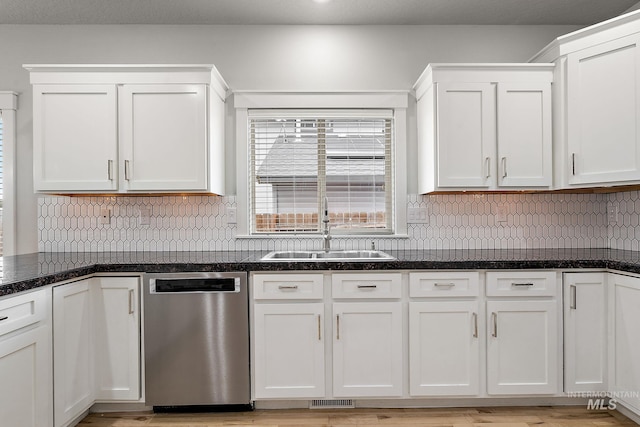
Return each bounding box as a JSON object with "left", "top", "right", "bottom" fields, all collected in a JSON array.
[{"left": 143, "top": 272, "right": 251, "bottom": 411}]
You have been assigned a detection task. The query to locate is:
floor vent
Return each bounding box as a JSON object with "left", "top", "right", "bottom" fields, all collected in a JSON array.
[{"left": 309, "top": 399, "right": 355, "bottom": 409}]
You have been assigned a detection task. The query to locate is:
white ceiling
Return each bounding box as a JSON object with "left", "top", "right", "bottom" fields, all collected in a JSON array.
[{"left": 1, "top": 0, "right": 639, "bottom": 25}]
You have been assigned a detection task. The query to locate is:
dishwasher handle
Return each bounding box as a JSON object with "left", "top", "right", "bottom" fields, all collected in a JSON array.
[{"left": 150, "top": 277, "right": 240, "bottom": 293}]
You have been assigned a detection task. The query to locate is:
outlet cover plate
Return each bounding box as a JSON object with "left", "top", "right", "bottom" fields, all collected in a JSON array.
[{"left": 407, "top": 207, "right": 428, "bottom": 224}]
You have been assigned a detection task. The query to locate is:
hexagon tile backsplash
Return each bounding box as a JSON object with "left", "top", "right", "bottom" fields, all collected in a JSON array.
[
  {"left": 38, "top": 190, "right": 632, "bottom": 252},
  {"left": 608, "top": 190, "right": 640, "bottom": 250}
]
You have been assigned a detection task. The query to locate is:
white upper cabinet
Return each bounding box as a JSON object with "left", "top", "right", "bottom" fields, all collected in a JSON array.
[
  {"left": 531, "top": 10, "right": 640, "bottom": 188},
  {"left": 33, "top": 84, "right": 118, "bottom": 192},
  {"left": 566, "top": 34, "right": 640, "bottom": 185},
  {"left": 120, "top": 84, "right": 208, "bottom": 191},
  {"left": 415, "top": 64, "right": 553, "bottom": 193},
  {"left": 25, "top": 65, "right": 228, "bottom": 194},
  {"left": 497, "top": 82, "right": 552, "bottom": 187},
  {"left": 435, "top": 82, "right": 495, "bottom": 188}
]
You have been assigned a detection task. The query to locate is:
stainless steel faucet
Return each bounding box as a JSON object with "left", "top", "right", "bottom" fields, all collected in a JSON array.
[{"left": 322, "top": 197, "right": 331, "bottom": 252}]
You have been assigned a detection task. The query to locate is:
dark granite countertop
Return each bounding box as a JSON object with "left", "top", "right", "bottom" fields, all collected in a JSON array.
[{"left": 2, "top": 248, "right": 640, "bottom": 297}]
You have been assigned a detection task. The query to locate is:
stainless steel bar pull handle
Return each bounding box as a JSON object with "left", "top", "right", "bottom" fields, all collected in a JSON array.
[
  {"left": 278, "top": 285, "right": 299, "bottom": 290},
  {"left": 108, "top": 160, "right": 114, "bottom": 180},
  {"left": 485, "top": 157, "right": 491, "bottom": 178},
  {"left": 570, "top": 285, "right": 577, "bottom": 310},
  {"left": 512, "top": 282, "right": 534, "bottom": 287},
  {"left": 501, "top": 157, "right": 507, "bottom": 178},
  {"left": 317, "top": 315, "right": 322, "bottom": 341},
  {"left": 0, "top": 316, "right": 8, "bottom": 322},
  {"left": 472, "top": 312, "right": 478, "bottom": 338},
  {"left": 357, "top": 284, "right": 377, "bottom": 289},
  {"left": 128, "top": 289, "right": 135, "bottom": 314},
  {"left": 491, "top": 312, "right": 497, "bottom": 337},
  {"left": 336, "top": 314, "right": 340, "bottom": 340},
  {"left": 124, "top": 160, "right": 131, "bottom": 181},
  {"left": 434, "top": 282, "right": 455, "bottom": 288}
]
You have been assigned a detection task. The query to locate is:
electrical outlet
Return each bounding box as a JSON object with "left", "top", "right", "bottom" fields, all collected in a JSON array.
[
  {"left": 407, "top": 207, "right": 428, "bottom": 224},
  {"left": 227, "top": 207, "right": 237, "bottom": 224},
  {"left": 608, "top": 202, "right": 619, "bottom": 225},
  {"left": 495, "top": 204, "right": 508, "bottom": 223},
  {"left": 100, "top": 207, "right": 111, "bottom": 225},
  {"left": 139, "top": 208, "right": 151, "bottom": 226}
]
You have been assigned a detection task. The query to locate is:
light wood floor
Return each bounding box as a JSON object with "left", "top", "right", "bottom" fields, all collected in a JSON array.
[{"left": 78, "top": 406, "right": 638, "bottom": 426}]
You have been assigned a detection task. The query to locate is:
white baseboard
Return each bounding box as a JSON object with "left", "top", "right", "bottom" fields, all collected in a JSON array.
[
  {"left": 255, "top": 397, "right": 592, "bottom": 410},
  {"left": 615, "top": 402, "right": 640, "bottom": 425}
]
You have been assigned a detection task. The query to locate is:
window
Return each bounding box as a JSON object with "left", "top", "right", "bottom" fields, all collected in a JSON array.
[
  {"left": 249, "top": 110, "right": 393, "bottom": 235},
  {"left": 0, "top": 92, "right": 17, "bottom": 257},
  {"left": 0, "top": 113, "right": 3, "bottom": 256}
]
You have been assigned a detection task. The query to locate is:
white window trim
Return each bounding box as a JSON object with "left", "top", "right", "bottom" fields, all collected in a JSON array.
[
  {"left": 0, "top": 92, "right": 17, "bottom": 256},
  {"left": 234, "top": 91, "right": 409, "bottom": 237}
]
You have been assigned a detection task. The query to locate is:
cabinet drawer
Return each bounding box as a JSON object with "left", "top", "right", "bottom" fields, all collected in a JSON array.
[
  {"left": 486, "top": 271, "right": 557, "bottom": 297},
  {"left": 409, "top": 272, "right": 480, "bottom": 297},
  {"left": 332, "top": 273, "right": 402, "bottom": 299},
  {"left": 253, "top": 274, "right": 324, "bottom": 300},
  {"left": 0, "top": 290, "right": 47, "bottom": 337}
]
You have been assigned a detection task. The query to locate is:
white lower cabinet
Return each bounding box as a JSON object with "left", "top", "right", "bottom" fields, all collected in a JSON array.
[
  {"left": 253, "top": 303, "right": 325, "bottom": 398},
  {"left": 610, "top": 273, "right": 640, "bottom": 413},
  {"left": 53, "top": 279, "right": 94, "bottom": 427},
  {"left": 332, "top": 302, "right": 403, "bottom": 397},
  {"left": 0, "top": 289, "right": 51, "bottom": 427},
  {"left": 93, "top": 277, "right": 140, "bottom": 401},
  {"left": 252, "top": 272, "right": 403, "bottom": 400},
  {"left": 252, "top": 270, "right": 567, "bottom": 403},
  {"left": 563, "top": 272, "right": 607, "bottom": 392},
  {"left": 486, "top": 299, "right": 559, "bottom": 395},
  {"left": 0, "top": 327, "right": 51, "bottom": 427},
  {"left": 409, "top": 301, "right": 480, "bottom": 396},
  {"left": 53, "top": 276, "right": 140, "bottom": 427}
]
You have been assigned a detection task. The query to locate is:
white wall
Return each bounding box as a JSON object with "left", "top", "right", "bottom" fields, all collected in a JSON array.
[{"left": 0, "top": 24, "right": 579, "bottom": 254}]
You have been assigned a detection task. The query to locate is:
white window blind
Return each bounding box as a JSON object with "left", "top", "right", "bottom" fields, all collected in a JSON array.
[
  {"left": 250, "top": 110, "right": 393, "bottom": 235},
  {"left": 0, "top": 112, "right": 4, "bottom": 256}
]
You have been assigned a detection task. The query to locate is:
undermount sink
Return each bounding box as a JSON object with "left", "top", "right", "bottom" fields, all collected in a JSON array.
[{"left": 260, "top": 249, "right": 396, "bottom": 262}]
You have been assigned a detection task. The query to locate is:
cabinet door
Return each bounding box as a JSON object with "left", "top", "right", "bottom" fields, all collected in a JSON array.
[
  {"left": 93, "top": 277, "right": 140, "bottom": 401},
  {"left": 53, "top": 280, "right": 93, "bottom": 427},
  {"left": 610, "top": 273, "right": 640, "bottom": 412},
  {"left": 333, "top": 302, "right": 403, "bottom": 397},
  {"left": 567, "top": 34, "right": 640, "bottom": 185},
  {"left": 409, "top": 301, "right": 479, "bottom": 396},
  {"left": 0, "top": 326, "right": 51, "bottom": 427},
  {"left": 120, "top": 84, "right": 208, "bottom": 191},
  {"left": 33, "top": 84, "right": 118, "bottom": 192},
  {"left": 497, "top": 82, "right": 552, "bottom": 188},
  {"left": 564, "top": 272, "right": 607, "bottom": 392},
  {"left": 253, "top": 303, "right": 325, "bottom": 398},
  {"left": 436, "top": 82, "right": 495, "bottom": 188},
  {"left": 486, "top": 300, "right": 558, "bottom": 395}
]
